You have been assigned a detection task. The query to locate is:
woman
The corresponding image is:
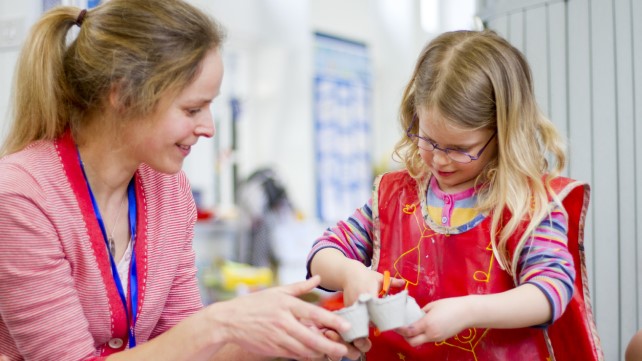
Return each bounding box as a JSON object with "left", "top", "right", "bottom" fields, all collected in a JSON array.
[{"left": 0, "top": 1, "right": 367, "bottom": 360}]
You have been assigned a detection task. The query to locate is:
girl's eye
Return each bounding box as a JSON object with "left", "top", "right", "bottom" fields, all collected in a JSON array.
[{"left": 187, "top": 108, "right": 201, "bottom": 116}]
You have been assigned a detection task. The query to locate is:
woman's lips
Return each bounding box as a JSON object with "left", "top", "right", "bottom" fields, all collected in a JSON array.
[{"left": 177, "top": 144, "right": 191, "bottom": 156}]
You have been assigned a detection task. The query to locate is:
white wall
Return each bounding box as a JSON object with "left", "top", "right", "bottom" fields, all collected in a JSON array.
[
  {"left": 185, "top": 0, "right": 432, "bottom": 219},
  {"left": 0, "top": 1, "right": 40, "bottom": 137},
  {"left": 480, "top": 0, "right": 642, "bottom": 359},
  {"left": 0, "top": 0, "right": 455, "bottom": 218},
  {"left": 186, "top": 0, "right": 314, "bottom": 213}
]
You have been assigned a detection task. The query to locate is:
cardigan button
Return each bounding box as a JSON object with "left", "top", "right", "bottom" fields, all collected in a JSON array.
[{"left": 108, "top": 338, "right": 124, "bottom": 349}]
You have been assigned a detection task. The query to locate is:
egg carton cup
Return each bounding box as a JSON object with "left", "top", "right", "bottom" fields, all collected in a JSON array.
[
  {"left": 334, "top": 294, "right": 371, "bottom": 342},
  {"left": 403, "top": 293, "right": 425, "bottom": 324},
  {"left": 367, "top": 290, "right": 410, "bottom": 331},
  {"left": 334, "top": 291, "right": 426, "bottom": 341}
]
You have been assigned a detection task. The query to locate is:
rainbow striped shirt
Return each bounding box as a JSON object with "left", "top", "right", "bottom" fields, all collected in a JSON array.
[{"left": 308, "top": 179, "right": 575, "bottom": 324}]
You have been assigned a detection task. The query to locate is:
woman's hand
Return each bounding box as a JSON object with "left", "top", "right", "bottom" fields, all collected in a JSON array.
[
  {"left": 303, "top": 332, "right": 371, "bottom": 361},
  {"left": 322, "top": 332, "right": 370, "bottom": 360},
  {"left": 210, "top": 276, "right": 353, "bottom": 361}
]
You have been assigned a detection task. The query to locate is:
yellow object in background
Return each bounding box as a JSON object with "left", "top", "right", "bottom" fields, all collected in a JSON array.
[{"left": 220, "top": 261, "right": 273, "bottom": 292}]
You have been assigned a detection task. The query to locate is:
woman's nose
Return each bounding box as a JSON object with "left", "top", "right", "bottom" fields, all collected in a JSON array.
[{"left": 195, "top": 110, "right": 215, "bottom": 138}]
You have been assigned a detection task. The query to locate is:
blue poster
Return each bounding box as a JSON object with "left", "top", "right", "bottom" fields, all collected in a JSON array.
[
  {"left": 43, "top": 0, "right": 101, "bottom": 12},
  {"left": 314, "top": 33, "right": 372, "bottom": 223}
]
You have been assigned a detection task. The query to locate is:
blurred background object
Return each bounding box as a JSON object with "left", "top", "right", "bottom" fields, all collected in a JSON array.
[{"left": 236, "top": 167, "right": 292, "bottom": 268}]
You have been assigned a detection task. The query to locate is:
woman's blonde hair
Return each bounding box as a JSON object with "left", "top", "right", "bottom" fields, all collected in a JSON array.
[
  {"left": 395, "top": 30, "right": 566, "bottom": 276},
  {"left": 2, "top": 0, "right": 226, "bottom": 156}
]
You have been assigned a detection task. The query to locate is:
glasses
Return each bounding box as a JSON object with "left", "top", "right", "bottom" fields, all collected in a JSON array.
[{"left": 406, "top": 116, "right": 496, "bottom": 164}]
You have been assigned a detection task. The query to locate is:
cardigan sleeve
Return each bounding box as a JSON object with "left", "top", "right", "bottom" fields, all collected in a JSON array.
[
  {"left": 149, "top": 171, "right": 203, "bottom": 339},
  {"left": 0, "top": 163, "right": 102, "bottom": 361}
]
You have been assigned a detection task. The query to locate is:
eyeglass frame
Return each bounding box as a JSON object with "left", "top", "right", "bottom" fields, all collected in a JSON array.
[{"left": 405, "top": 115, "right": 497, "bottom": 164}]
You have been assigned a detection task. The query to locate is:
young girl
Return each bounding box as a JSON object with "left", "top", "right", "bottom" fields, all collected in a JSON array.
[
  {"left": 308, "top": 30, "right": 603, "bottom": 360},
  {"left": 0, "top": 1, "right": 365, "bottom": 360}
]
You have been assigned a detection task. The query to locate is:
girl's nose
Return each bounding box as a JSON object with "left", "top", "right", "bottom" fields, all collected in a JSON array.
[{"left": 431, "top": 148, "right": 452, "bottom": 165}]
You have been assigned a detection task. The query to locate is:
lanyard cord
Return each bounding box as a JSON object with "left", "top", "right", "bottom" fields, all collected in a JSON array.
[{"left": 78, "top": 152, "right": 139, "bottom": 348}]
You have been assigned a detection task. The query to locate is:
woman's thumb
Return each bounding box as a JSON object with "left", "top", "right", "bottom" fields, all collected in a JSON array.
[{"left": 281, "top": 275, "right": 321, "bottom": 296}]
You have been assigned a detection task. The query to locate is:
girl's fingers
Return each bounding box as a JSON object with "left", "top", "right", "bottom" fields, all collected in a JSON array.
[
  {"left": 405, "top": 333, "right": 430, "bottom": 347},
  {"left": 391, "top": 277, "right": 407, "bottom": 287}
]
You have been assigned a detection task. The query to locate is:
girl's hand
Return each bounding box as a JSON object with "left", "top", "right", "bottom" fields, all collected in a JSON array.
[
  {"left": 341, "top": 267, "right": 380, "bottom": 306},
  {"left": 341, "top": 267, "right": 405, "bottom": 306},
  {"left": 396, "top": 296, "right": 473, "bottom": 346}
]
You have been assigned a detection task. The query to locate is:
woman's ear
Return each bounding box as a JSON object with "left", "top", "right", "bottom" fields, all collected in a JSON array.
[{"left": 107, "top": 80, "right": 129, "bottom": 114}]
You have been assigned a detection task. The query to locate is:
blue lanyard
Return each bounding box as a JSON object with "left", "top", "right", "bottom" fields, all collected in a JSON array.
[{"left": 78, "top": 155, "right": 138, "bottom": 348}]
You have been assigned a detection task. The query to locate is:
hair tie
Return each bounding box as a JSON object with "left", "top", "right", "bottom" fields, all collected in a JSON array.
[{"left": 75, "top": 9, "right": 87, "bottom": 27}]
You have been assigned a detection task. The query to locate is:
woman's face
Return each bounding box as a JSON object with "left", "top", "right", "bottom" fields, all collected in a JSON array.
[
  {"left": 129, "top": 49, "right": 224, "bottom": 174},
  {"left": 416, "top": 108, "right": 497, "bottom": 194}
]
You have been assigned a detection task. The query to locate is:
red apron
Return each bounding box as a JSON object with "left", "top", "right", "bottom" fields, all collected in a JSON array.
[{"left": 367, "top": 170, "right": 603, "bottom": 360}]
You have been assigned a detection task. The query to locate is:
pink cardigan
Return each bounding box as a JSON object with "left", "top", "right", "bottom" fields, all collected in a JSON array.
[{"left": 0, "top": 132, "right": 203, "bottom": 360}]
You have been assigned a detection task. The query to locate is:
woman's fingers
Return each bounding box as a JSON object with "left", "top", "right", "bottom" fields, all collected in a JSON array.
[
  {"left": 285, "top": 304, "right": 350, "bottom": 358},
  {"left": 274, "top": 321, "right": 320, "bottom": 358},
  {"left": 223, "top": 277, "right": 354, "bottom": 360},
  {"left": 278, "top": 276, "right": 351, "bottom": 334},
  {"left": 321, "top": 330, "right": 369, "bottom": 360},
  {"left": 258, "top": 290, "right": 350, "bottom": 359},
  {"left": 291, "top": 296, "right": 350, "bottom": 334},
  {"left": 352, "top": 337, "right": 372, "bottom": 353},
  {"left": 280, "top": 275, "right": 321, "bottom": 297}
]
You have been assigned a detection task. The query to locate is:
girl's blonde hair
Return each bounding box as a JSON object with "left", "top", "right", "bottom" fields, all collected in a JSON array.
[
  {"left": 395, "top": 30, "right": 566, "bottom": 276},
  {"left": 2, "top": 0, "right": 226, "bottom": 156}
]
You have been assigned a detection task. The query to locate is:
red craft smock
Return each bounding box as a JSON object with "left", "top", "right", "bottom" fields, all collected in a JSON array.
[{"left": 367, "top": 170, "right": 603, "bottom": 360}]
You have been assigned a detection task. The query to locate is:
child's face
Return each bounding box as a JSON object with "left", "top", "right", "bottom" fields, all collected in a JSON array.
[
  {"left": 416, "top": 109, "right": 497, "bottom": 193},
  {"left": 129, "top": 49, "right": 224, "bottom": 175}
]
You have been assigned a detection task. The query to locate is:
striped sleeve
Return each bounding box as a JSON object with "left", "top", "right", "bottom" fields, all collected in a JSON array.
[
  {"left": 306, "top": 199, "right": 374, "bottom": 278},
  {"left": 517, "top": 205, "right": 575, "bottom": 325}
]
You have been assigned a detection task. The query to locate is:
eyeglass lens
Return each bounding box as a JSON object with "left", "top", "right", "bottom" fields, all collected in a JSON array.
[{"left": 414, "top": 138, "right": 473, "bottom": 163}]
